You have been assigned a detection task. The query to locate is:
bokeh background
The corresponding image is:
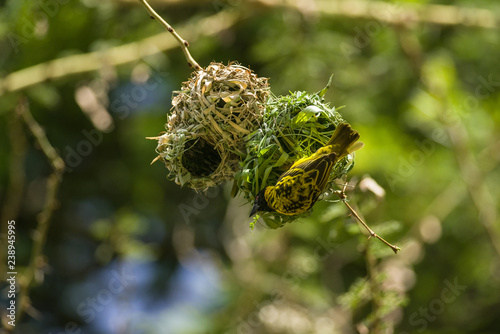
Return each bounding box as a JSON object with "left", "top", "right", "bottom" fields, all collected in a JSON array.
[{"left": 1, "top": 0, "right": 500, "bottom": 333}]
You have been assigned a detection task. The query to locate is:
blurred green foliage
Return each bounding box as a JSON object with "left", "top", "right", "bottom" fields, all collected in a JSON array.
[{"left": 1, "top": 0, "right": 500, "bottom": 333}]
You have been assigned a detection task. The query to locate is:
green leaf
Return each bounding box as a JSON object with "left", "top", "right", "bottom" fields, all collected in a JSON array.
[
  {"left": 261, "top": 166, "right": 273, "bottom": 187},
  {"left": 292, "top": 109, "right": 317, "bottom": 126},
  {"left": 272, "top": 151, "right": 289, "bottom": 167},
  {"left": 317, "top": 74, "right": 334, "bottom": 97}
]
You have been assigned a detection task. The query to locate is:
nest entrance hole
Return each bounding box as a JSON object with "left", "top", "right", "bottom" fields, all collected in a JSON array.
[{"left": 182, "top": 138, "right": 222, "bottom": 177}]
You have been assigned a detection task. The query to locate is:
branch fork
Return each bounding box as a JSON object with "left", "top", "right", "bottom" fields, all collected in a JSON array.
[{"left": 335, "top": 183, "right": 400, "bottom": 254}]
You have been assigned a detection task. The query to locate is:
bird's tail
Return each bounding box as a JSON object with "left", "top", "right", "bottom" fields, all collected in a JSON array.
[{"left": 326, "top": 123, "right": 363, "bottom": 159}]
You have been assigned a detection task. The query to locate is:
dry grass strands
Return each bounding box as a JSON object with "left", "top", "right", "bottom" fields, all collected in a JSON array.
[{"left": 153, "top": 62, "right": 270, "bottom": 190}]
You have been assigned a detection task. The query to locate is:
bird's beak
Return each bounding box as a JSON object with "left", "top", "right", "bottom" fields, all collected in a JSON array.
[{"left": 249, "top": 202, "right": 259, "bottom": 217}]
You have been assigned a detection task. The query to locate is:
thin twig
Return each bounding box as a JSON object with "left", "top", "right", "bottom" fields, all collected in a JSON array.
[
  {"left": 336, "top": 182, "right": 400, "bottom": 254},
  {"left": 14, "top": 99, "right": 65, "bottom": 325},
  {"left": 0, "top": 10, "right": 237, "bottom": 96},
  {"left": 445, "top": 122, "right": 500, "bottom": 258},
  {"left": 17, "top": 100, "right": 65, "bottom": 176},
  {"left": 395, "top": 19, "right": 500, "bottom": 258},
  {"left": 138, "top": 0, "right": 202, "bottom": 70}
]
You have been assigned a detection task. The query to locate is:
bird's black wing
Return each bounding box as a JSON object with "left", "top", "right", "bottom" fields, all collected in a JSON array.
[{"left": 277, "top": 152, "right": 337, "bottom": 191}]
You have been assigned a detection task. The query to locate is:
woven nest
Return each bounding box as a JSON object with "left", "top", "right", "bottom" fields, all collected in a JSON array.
[
  {"left": 153, "top": 69, "right": 358, "bottom": 228},
  {"left": 233, "top": 88, "right": 356, "bottom": 228},
  {"left": 154, "top": 62, "right": 270, "bottom": 189}
]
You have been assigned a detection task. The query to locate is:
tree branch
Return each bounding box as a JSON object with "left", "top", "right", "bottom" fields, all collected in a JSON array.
[
  {"left": 445, "top": 123, "right": 500, "bottom": 258},
  {"left": 258, "top": 0, "right": 498, "bottom": 28},
  {"left": 14, "top": 99, "right": 65, "bottom": 325},
  {"left": 0, "top": 10, "right": 237, "bottom": 96},
  {"left": 17, "top": 100, "right": 65, "bottom": 176},
  {"left": 138, "top": 0, "right": 202, "bottom": 70},
  {"left": 336, "top": 182, "right": 400, "bottom": 254}
]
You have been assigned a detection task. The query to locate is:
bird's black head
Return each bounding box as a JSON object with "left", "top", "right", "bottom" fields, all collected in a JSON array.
[{"left": 249, "top": 188, "right": 274, "bottom": 217}]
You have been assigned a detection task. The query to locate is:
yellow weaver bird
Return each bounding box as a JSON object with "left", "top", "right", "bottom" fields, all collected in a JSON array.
[{"left": 250, "top": 123, "right": 363, "bottom": 217}]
